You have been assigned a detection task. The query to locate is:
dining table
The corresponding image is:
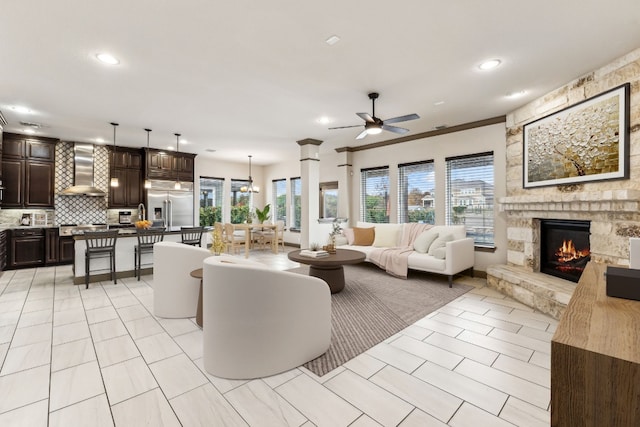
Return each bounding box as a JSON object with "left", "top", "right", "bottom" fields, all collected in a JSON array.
[{"left": 232, "top": 223, "right": 278, "bottom": 258}]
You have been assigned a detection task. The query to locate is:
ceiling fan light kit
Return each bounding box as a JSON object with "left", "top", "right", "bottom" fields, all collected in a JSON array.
[{"left": 329, "top": 92, "right": 420, "bottom": 139}]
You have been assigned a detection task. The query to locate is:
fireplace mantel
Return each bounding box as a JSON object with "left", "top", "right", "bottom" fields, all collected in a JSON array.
[{"left": 499, "top": 189, "right": 640, "bottom": 213}]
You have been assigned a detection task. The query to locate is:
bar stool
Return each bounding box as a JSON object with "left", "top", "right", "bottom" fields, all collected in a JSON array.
[
  {"left": 84, "top": 230, "right": 119, "bottom": 289},
  {"left": 181, "top": 226, "right": 204, "bottom": 246},
  {"left": 135, "top": 227, "right": 165, "bottom": 280}
]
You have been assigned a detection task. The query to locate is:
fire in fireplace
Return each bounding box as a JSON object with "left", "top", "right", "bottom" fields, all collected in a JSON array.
[{"left": 540, "top": 219, "right": 591, "bottom": 282}]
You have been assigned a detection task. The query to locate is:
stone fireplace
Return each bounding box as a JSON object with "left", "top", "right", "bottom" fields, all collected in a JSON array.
[{"left": 486, "top": 48, "right": 640, "bottom": 319}]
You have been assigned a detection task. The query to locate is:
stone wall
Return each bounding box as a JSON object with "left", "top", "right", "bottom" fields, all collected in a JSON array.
[{"left": 502, "top": 48, "right": 640, "bottom": 268}]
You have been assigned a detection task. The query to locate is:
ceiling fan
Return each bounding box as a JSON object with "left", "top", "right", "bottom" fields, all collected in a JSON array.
[{"left": 329, "top": 92, "right": 420, "bottom": 139}]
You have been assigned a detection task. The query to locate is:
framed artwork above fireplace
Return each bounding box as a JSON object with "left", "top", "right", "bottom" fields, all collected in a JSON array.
[{"left": 523, "top": 83, "right": 630, "bottom": 188}]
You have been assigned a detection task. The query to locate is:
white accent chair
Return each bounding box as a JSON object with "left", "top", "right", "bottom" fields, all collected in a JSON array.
[
  {"left": 153, "top": 241, "right": 211, "bottom": 318},
  {"left": 202, "top": 255, "right": 331, "bottom": 379}
]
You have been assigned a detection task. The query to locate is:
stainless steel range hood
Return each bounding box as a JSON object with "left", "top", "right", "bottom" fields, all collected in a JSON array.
[{"left": 59, "top": 143, "right": 107, "bottom": 196}]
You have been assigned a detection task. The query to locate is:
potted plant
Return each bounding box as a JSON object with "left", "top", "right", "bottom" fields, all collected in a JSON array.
[{"left": 255, "top": 204, "right": 271, "bottom": 224}]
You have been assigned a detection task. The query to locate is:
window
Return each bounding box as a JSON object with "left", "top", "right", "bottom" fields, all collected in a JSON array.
[
  {"left": 199, "top": 177, "right": 223, "bottom": 226},
  {"left": 230, "top": 179, "right": 250, "bottom": 224},
  {"left": 290, "top": 177, "right": 301, "bottom": 231},
  {"left": 446, "top": 152, "right": 494, "bottom": 245},
  {"left": 398, "top": 161, "right": 435, "bottom": 224},
  {"left": 272, "top": 179, "right": 287, "bottom": 226},
  {"left": 361, "top": 167, "right": 390, "bottom": 223},
  {"left": 320, "top": 181, "right": 338, "bottom": 219}
]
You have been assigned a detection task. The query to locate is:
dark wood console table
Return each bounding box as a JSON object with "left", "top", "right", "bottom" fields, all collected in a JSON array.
[{"left": 551, "top": 262, "right": 640, "bottom": 426}]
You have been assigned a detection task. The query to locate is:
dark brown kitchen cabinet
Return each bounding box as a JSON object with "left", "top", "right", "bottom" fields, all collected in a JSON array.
[
  {"left": 109, "top": 147, "right": 143, "bottom": 208},
  {"left": 145, "top": 148, "right": 195, "bottom": 181},
  {"left": 59, "top": 236, "right": 74, "bottom": 264},
  {"left": 0, "top": 230, "right": 7, "bottom": 271},
  {"left": 1, "top": 133, "right": 57, "bottom": 208},
  {"left": 9, "top": 228, "right": 45, "bottom": 269},
  {"left": 44, "top": 228, "right": 73, "bottom": 265},
  {"left": 45, "top": 228, "right": 58, "bottom": 264}
]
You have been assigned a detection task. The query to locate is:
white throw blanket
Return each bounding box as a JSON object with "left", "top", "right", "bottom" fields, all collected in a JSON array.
[{"left": 369, "top": 223, "right": 433, "bottom": 278}]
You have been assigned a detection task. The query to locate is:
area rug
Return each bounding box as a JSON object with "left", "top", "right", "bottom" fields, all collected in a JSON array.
[{"left": 289, "top": 263, "right": 473, "bottom": 376}]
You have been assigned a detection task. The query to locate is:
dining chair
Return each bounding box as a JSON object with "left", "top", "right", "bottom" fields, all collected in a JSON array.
[
  {"left": 181, "top": 226, "right": 204, "bottom": 246},
  {"left": 135, "top": 227, "right": 165, "bottom": 280},
  {"left": 84, "top": 230, "right": 119, "bottom": 289},
  {"left": 224, "top": 223, "right": 246, "bottom": 254}
]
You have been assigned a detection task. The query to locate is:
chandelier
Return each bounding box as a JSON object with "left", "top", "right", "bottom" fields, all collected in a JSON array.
[{"left": 240, "top": 155, "right": 259, "bottom": 193}]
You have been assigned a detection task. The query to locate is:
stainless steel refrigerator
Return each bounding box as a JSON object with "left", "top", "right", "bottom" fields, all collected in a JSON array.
[{"left": 147, "top": 180, "right": 194, "bottom": 231}]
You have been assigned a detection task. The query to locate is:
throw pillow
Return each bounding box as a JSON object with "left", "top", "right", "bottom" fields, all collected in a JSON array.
[
  {"left": 373, "top": 224, "right": 402, "bottom": 247},
  {"left": 413, "top": 229, "right": 439, "bottom": 253},
  {"left": 432, "top": 247, "right": 446, "bottom": 260},
  {"left": 334, "top": 235, "right": 348, "bottom": 246},
  {"left": 428, "top": 234, "right": 454, "bottom": 256},
  {"left": 343, "top": 228, "right": 355, "bottom": 245},
  {"left": 352, "top": 227, "right": 375, "bottom": 246}
]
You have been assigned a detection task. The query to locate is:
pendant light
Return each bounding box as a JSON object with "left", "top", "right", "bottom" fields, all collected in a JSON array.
[
  {"left": 144, "top": 128, "right": 152, "bottom": 189},
  {"left": 110, "top": 122, "right": 119, "bottom": 187},
  {"left": 174, "top": 133, "right": 181, "bottom": 190},
  {"left": 240, "top": 155, "right": 259, "bottom": 193}
]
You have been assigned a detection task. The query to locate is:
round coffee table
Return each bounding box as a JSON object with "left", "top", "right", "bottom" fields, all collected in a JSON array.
[{"left": 288, "top": 249, "right": 365, "bottom": 293}]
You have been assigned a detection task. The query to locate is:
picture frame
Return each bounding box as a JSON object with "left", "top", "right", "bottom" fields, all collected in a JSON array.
[
  {"left": 523, "top": 83, "right": 630, "bottom": 188},
  {"left": 20, "top": 213, "right": 32, "bottom": 226}
]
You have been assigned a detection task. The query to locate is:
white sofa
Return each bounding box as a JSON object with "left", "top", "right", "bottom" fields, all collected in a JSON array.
[
  {"left": 153, "top": 241, "right": 212, "bottom": 318},
  {"left": 202, "top": 255, "right": 331, "bottom": 379},
  {"left": 337, "top": 222, "right": 475, "bottom": 287}
]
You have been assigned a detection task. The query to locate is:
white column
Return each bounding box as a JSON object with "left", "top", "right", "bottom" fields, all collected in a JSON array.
[
  {"left": 335, "top": 148, "right": 353, "bottom": 226},
  {"left": 298, "top": 138, "right": 322, "bottom": 249}
]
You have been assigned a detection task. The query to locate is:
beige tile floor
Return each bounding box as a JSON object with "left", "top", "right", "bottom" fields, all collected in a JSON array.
[{"left": 0, "top": 248, "right": 555, "bottom": 426}]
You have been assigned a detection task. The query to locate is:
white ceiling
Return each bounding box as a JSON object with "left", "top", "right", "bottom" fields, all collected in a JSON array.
[{"left": 1, "top": 1, "right": 639, "bottom": 165}]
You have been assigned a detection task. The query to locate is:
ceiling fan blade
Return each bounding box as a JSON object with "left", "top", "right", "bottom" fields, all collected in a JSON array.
[
  {"left": 356, "top": 112, "right": 374, "bottom": 123},
  {"left": 355, "top": 129, "right": 369, "bottom": 139},
  {"left": 328, "top": 124, "right": 362, "bottom": 130},
  {"left": 383, "top": 113, "right": 420, "bottom": 124},
  {"left": 382, "top": 124, "right": 409, "bottom": 134}
]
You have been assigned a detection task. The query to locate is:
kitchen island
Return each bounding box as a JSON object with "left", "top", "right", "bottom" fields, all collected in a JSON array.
[{"left": 72, "top": 229, "right": 210, "bottom": 285}]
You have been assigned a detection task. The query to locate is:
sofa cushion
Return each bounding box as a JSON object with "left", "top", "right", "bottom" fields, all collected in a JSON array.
[
  {"left": 428, "top": 234, "right": 454, "bottom": 256},
  {"left": 373, "top": 224, "right": 402, "bottom": 247},
  {"left": 431, "top": 247, "right": 446, "bottom": 260},
  {"left": 413, "top": 229, "right": 439, "bottom": 253},
  {"left": 353, "top": 227, "right": 375, "bottom": 246},
  {"left": 342, "top": 228, "right": 355, "bottom": 245},
  {"left": 407, "top": 252, "right": 446, "bottom": 272}
]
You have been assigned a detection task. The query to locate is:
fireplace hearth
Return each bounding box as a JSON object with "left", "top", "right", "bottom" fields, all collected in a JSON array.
[{"left": 540, "top": 219, "right": 591, "bottom": 282}]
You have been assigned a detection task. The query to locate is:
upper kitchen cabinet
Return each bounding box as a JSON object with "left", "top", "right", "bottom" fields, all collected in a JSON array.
[
  {"left": 108, "top": 147, "right": 143, "bottom": 208},
  {"left": 1, "top": 133, "right": 57, "bottom": 208},
  {"left": 145, "top": 148, "right": 195, "bottom": 182}
]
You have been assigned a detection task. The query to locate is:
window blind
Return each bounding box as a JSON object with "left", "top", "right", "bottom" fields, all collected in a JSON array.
[
  {"left": 445, "top": 152, "right": 494, "bottom": 245},
  {"left": 397, "top": 160, "right": 435, "bottom": 224},
  {"left": 199, "top": 176, "right": 224, "bottom": 225},
  {"left": 290, "top": 177, "right": 301, "bottom": 230},
  {"left": 360, "top": 167, "right": 390, "bottom": 223},
  {"left": 230, "top": 179, "right": 250, "bottom": 223},
  {"left": 272, "top": 179, "right": 287, "bottom": 226}
]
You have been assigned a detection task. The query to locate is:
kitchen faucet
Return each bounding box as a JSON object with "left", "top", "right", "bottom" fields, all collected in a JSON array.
[{"left": 138, "top": 203, "right": 146, "bottom": 221}]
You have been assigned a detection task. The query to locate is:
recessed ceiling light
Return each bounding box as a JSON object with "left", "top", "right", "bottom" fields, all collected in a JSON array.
[
  {"left": 96, "top": 53, "right": 120, "bottom": 65},
  {"left": 10, "top": 106, "right": 31, "bottom": 114},
  {"left": 168, "top": 146, "right": 175, "bottom": 151},
  {"left": 316, "top": 116, "right": 332, "bottom": 125},
  {"left": 325, "top": 35, "right": 341, "bottom": 46},
  {"left": 478, "top": 59, "right": 501, "bottom": 71},
  {"left": 506, "top": 90, "right": 527, "bottom": 98},
  {"left": 24, "top": 129, "right": 36, "bottom": 134},
  {"left": 205, "top": 148, "right": 216, "bottom": 153},
  {"left": 95, "top": 137, "right": 105, "bottom": 143},
  {"left": 433, "top": 101, "right": 445, "bottom": 106},
  {"left": 434, "top": 125, "right": 448, "bottom": 130}
]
